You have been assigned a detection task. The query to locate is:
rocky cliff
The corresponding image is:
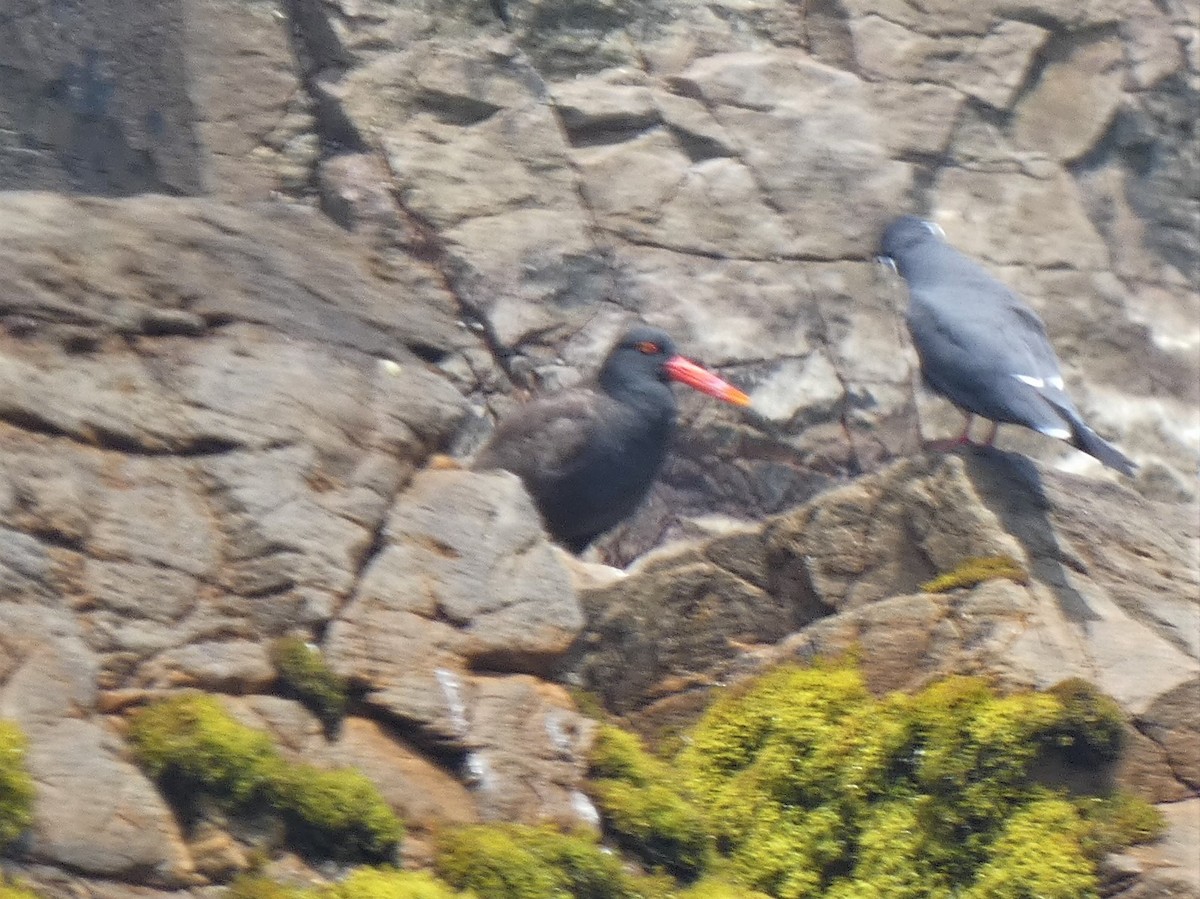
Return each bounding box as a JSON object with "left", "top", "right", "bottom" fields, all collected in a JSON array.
[{"left": 0, "top": 0, "right": 1196, "bottom": 896}]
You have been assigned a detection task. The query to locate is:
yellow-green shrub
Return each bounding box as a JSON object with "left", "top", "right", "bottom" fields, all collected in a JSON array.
[
  {"left": 962, "top": 797, "right": 1097, "bottom": 899},
  {"left": 128, "top": 693, "right": 401, "bottom": 861},
  {"left": 588, "top": 725, "right": 710, "bottom": 877},
  {"left": 672, "top": 878, "right": 772, "bottom": 899},
  {"left": 322, "top": 868, "right": 473, "bottom": 899},
  {"left": 1044, "top": 679, "right": 1125, "bottom": 766},
  {"left": 271, "top": 764, "right": 404, "bottom": 861},
  {"left": 271, "top": 638, "right": 349, "bottom": 731},
  {"left": 435, "top": 824, "right": 641, "bottom": 899},
  {"left": 128, "top": 693, "right": 280, "bottom": 804},
  {"left": 1075, "top": 793, "right": 1165, "bottom": 859},
  {"left": 676, "top": 662, "right": 1159, "bottom": 899},
  {"left": 226, "top": 875, "right": 305, "bottom": 899},
  {"left": 228, "top": 869, "right": 472, "bottom": 899},
  {"left": 0, "top": 721, "right": 35, "bottom": 849},
  {"left": 0, "top": 875, "right": 41, "bottom": 899}
]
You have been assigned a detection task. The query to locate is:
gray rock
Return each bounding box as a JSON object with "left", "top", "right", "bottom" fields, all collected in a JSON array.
[
  {"left": 1012, "top": 37, "right": 1126, "bottom": 161},
  {"left": 0, "top": 0, "right": 311, "bottom": 198},
  {"left": 0, "top": 603, "right": 194, "bottom": 885},
  {"left": 849, "top": 15, "right": 1050, "bottom": 110},
  {"left": 326, "top": 469, "right": 583, "bottom": 739},
  {"left": 673, "top": 50, "right": 911, "bottom": 259},
  {"left": 0, "top": 193, "right": 468, "bottom": 361},
  {"left": 464, "top": 675, "right": 597, "bottom": 828}
]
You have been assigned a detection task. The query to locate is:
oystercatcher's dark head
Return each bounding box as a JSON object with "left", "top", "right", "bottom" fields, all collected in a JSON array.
[{"left": 599, "top": 326, "right": 751, "bottom": 406}]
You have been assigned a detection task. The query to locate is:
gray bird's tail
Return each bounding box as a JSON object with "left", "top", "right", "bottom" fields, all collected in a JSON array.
[{"left": 1042, "top": 395, "right": 1136, "bottom": 476}]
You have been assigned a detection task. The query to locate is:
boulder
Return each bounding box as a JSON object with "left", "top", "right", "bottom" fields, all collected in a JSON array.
[
  {"left": 0, "top": 603, "right": 195, "bottom": 886},
  {"left": 325, "top": 469, "right": 583, "bottom": 718}
]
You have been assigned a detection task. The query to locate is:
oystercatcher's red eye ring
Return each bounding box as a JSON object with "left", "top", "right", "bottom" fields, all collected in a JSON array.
[{"left": 636, "top": 341, "right": 661, "bottom": 355}]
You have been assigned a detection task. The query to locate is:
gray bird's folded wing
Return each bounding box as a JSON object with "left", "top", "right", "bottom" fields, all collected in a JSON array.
[{"left": 906, "top": 279, "right": 1075, "bottom": 438}]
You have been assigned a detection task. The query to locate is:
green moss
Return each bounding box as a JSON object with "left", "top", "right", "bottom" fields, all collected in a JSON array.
[
  {"left": 0, "top": 721, "right": 34, "bottom": 850},
  {"left": 674, "top": 663, "right": 1149, "bottom": 899},
  {"left": 226, "top": 870, "right": 473, "bottom": 899},
  {"left": 0, "top": 888, "right": 40, "bottom": 899},
  {"left": 588, "top": 725, "right": 710, "bottom": 877},
  {"left": 128, "top": 694, "right": 280, "bottom": 804},
  {"left": 590, "top": 781, "right": 709, "bottom": 879},
  {"left": 271, "top": 765, "right": 404, "bottom": 860},
  {"left": 0, "top": 887, "right": 40, "bottom": 899},
  {"left": 1044, "top": 679, "right": 1125, "bottom": 766},
  {"left": 0, "top": 875, "right": 42, "bottom": 899},
  {"left": 226, "top": 875, "right": 306, "bottom": 899},
  {"left": 0, "top": 889, "right": 40, "bottom": 899},
  {"left": 920, "top": 556, "right": 1029, "bottom": 594},
  {"left": 590, "top": 725, "right": 653, "bottom": 783},
  {"left": 672, "top": 878, "right": 772, "bottom": 899},
  {"left": 321, "top": 868, "right": 473, "bottom": 899},
  {"left": 435, "top": 824, "right": 641, "bottom": 899},
  {"left": 1075, "top": 793, "right": 1165, "bottom": 859},
  {"left": 962, "top": 797, "right": 1097, "bottom": 899},
  {"left": 271, "top": 637, "right": 349, "bottom": 730},
  {"left": 569, "top": 687, "right": 608, "bottom": 722},
  {"left": 128, "top": 693, "right": 401, "bottom": 862}
]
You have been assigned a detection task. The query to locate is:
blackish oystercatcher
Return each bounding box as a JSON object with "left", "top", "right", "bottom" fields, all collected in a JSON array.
[
  {"left": 472, "top": 326, "right": 751, "bottom": 553},
  {"left": 880, "top": 215, "right": 1135, "bottom": 475}
]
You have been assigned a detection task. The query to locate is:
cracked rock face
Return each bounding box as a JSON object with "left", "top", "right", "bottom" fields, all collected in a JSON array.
[{"left": 0, "top": 0, "right": 1197, "bottom": 894}]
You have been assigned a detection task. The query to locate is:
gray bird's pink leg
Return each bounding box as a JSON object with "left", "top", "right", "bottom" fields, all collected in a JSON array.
[{"left": 925, "top": 412, "right": 974, "bottom": 451}]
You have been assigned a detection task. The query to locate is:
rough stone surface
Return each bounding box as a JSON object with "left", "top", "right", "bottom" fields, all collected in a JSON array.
[
  {"left": 1012, "top": 36, "right": 1126, "bottom": 162},
  {"left": 325, "top": 469, "right": 583, "bottom": 726},
  {"left": 323, "top": 469, "right": 595, "bottom": 835},
  {"left": 0, "top": 604, "right": 194, "bottom": 885},
  {"left": 0, "top": 0, "right": 314, "bottom": 199}
]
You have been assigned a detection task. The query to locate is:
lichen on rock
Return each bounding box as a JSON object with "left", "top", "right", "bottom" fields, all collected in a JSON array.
[
  {"left": 919, "top": 555, "right": 1030, "bottom": 594},
  {"left": 586, "top": 724, "right": 710, "bottom": 877},
  {"left": 270, "top": 636, "right": 350, "bottom": 731},
  {"left": 127, "top": 693, "right": 402, "bottom": 862},
  {"left": 672, "top": 661, "right": 1162, "bottom": 898},
  {"left": 0, "top": 721, "right": 34, "bottom": 850}
]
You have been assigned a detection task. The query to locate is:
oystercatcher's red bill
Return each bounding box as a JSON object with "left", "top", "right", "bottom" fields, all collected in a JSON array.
[{"left": 664, "top": 356, "right": 751, "bottom": 407}]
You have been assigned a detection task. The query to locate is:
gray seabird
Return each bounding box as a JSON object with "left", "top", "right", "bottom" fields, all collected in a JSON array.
[{"left": 879, "top": 215, "right": 1135, "bottom": 475}]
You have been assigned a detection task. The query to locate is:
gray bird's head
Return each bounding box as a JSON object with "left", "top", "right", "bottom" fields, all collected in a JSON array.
[{"left": 879, "top": 215, "right": 945, "bottom": 265}]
